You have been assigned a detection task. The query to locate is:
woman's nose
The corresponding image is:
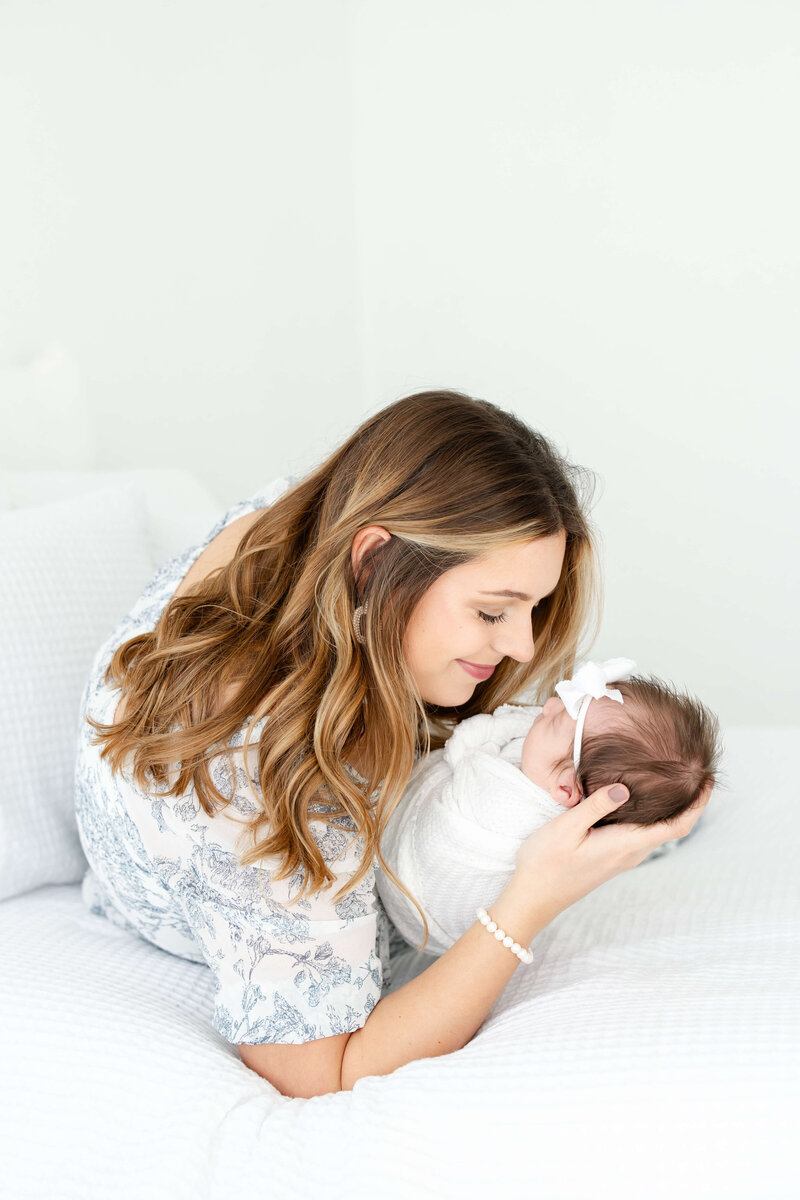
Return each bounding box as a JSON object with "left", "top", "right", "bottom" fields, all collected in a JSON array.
[{"left": 492, "top": 617, "right": 536, "bottom": 664}]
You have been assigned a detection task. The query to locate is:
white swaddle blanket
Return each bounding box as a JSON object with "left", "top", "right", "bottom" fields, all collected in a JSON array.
[
  {"left": 377, "top": 700, "right": 680, "bottom": 957},
  {"left": 376, "top": 703, "right": 564, "bottom": 956}
]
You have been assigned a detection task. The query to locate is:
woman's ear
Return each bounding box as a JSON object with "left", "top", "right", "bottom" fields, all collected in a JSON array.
[{"left": 350, "top": 525, "right": 391, "bottom": 587}]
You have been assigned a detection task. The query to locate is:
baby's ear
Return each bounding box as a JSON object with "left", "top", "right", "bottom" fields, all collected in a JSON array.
[{"left": 555, "top": 765, "right": 582, "bottom": 809}]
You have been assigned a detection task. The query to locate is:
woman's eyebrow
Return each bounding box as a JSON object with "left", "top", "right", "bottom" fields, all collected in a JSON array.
[
  {"left": 477, "top": 585, "right": 559, "bottom": 602},
  {"left": 477, "top": 589, "right": 532, "bottom": 601}
]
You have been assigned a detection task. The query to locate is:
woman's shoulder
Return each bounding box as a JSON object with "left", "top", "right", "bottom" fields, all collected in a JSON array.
[
  {"left": 170, "top": 506, "right": 263, "bottom": 603},
  {"left": 157, "top": 474, "right": 299, "bottom": 607}
]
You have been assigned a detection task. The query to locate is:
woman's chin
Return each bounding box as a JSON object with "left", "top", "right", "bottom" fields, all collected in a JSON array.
[{"left": 421, "top": 679, "right": 478, "bottom": 708}]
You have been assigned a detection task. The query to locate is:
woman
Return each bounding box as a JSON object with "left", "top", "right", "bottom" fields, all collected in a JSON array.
[{"left": 75, "top": 390, "right": 710, "bottom": 1099}]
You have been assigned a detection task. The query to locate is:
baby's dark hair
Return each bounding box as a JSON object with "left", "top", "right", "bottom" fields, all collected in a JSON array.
[{"left": 558, "top": 674, "right": 722, "bottom": 828}]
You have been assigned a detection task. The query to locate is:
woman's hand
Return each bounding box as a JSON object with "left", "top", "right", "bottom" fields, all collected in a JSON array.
[{"left": 513, "top": 781, "right": 713, "bottom": 921}]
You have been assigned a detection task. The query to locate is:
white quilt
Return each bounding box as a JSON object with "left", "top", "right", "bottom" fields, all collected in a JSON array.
[{"left": 1, "top": 725, "right": 798, "bottom": 1200}]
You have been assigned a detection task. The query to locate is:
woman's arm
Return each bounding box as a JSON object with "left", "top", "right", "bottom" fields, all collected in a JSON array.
[
  {"left": 238, "top": 1034, "right": 350, "bottom": 1099},
  {"left": 240, "top": 780, "right": 711, "bottom": 1097},
  {"left": 238, "top": 871, "right": 550, "bottom": 1098}
]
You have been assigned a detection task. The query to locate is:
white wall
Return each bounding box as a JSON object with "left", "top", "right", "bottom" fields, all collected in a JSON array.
[
  {"left": 0, "top": 0, "right": 365, "bottom": 494},
  {"left": 1, "top": 1, "right": 797, "bottom": 725},
  {"left": 350, "top": 0, "right": 800, "bottom": 727}
]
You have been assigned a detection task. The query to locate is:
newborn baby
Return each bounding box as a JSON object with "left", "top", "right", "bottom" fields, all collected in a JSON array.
[{"left": 376, "top": 658, "right": 721, "bottom": 956}]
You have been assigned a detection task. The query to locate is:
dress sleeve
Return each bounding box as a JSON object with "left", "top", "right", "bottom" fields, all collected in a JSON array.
[{"left": 123, "top": 732, "right": 386, "bottom": 1046}]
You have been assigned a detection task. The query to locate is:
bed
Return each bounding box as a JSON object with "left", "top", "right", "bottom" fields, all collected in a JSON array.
[{"left": 1, "top": 465, "right": 797, "bottom": 1200}]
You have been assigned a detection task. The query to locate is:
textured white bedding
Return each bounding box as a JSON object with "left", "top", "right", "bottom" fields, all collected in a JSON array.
[{"left": 1, "top": 725, "right": 798, "bottom": 1200}]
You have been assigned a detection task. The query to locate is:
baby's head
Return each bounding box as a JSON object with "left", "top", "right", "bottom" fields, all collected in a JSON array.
[{"left": 520, "top": 672, "right": 722, "bottom": 827}]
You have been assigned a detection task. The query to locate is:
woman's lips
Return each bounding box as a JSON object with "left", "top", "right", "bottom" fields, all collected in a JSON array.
[{"left": 457, "top": 659, "right": 497, "bottom": 680}]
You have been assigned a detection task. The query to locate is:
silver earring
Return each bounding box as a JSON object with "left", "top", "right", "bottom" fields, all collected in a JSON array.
[{"left": 353, "top": 601, "right": 368, "bottom": 645}]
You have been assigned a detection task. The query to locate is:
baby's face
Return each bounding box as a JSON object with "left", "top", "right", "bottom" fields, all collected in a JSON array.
[{"left": 520, "top": 694, "right": 627, "bottom": 807}]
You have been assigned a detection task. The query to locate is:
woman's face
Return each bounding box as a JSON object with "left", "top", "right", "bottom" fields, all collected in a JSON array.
[{"left": 402, "top": 532, "right": 567, "bottom": 707}]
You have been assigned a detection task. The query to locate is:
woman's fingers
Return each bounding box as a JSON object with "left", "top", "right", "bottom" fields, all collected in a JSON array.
[
  {"left": 514, "top": 779, "right": 716, "bottom": 917},
  {"left": 573, "top": 782, "right": 630, "bottom": 831}
]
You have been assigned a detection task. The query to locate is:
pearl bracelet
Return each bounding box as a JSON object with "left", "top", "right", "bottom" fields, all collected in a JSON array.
[{"left": 475, "top": 907, "right": 534, "bottom": 965}]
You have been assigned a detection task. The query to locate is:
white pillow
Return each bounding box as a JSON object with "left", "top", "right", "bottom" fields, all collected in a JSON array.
[
  {"left": 0, "top": 486, "right": 154, "bottom": 901},
  {"left": 0, "top": 468, "right": 222, "bottom": 568}
]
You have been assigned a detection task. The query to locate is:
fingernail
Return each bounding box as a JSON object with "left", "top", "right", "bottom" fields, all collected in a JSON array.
[{"left": 609, "top": 785, "right": 629, "bottom": 803}]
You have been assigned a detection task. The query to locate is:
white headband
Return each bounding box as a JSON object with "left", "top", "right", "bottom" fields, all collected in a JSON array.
[{"left": 554, "top": 657, "right": 637, "bottom": 770}]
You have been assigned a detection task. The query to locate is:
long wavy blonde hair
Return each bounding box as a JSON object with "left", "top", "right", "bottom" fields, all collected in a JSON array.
[{"left": 87, "top": 390, "right": 602, "bottom": 947}]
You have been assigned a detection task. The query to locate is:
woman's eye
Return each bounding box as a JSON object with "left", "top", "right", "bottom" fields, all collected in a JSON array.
[{"left": 477, "top": 610, "right": 507, "bottom": 625}]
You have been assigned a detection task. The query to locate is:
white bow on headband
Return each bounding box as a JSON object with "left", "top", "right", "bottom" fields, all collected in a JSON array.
[{"left": 554, "top": 657, "right": 637, "bottom": 769}]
